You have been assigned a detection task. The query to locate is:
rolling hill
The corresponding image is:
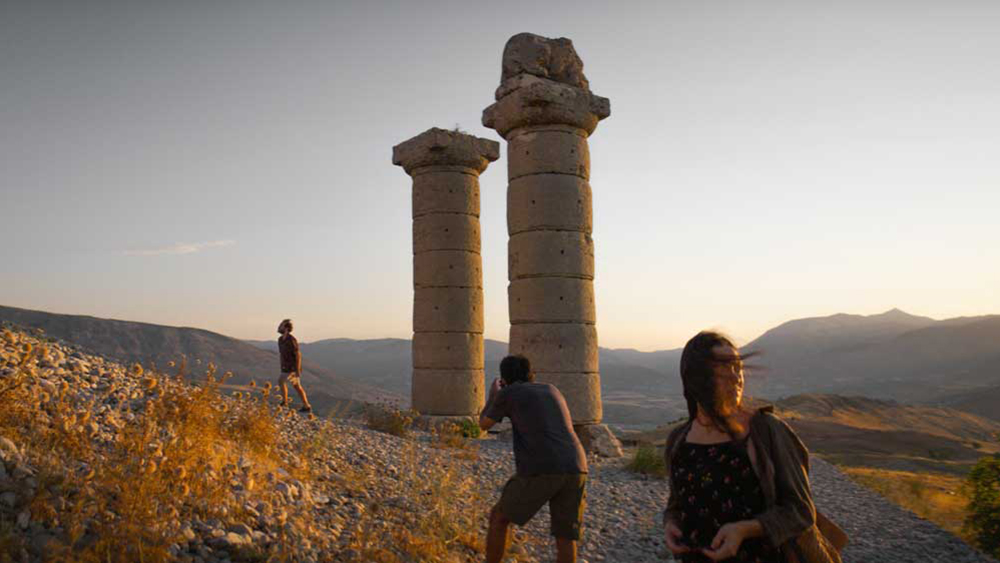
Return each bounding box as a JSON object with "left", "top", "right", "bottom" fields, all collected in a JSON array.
[
  {"left": 626, "top": 393, "right": 1000, "bottom": 475},
  {"left": 0, "top": 304, "right": 399, "bottom": 415}
]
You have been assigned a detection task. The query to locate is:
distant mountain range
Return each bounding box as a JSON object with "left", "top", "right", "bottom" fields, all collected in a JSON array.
[
  {"left": 0, "top": 305, "right": 399, "bottom": 416},
  {"left": 4, "top": 304, "right": 997, "bottom": 426},
  {"left": 743, "top": 308, "right": 1000, "bottom": 404}
]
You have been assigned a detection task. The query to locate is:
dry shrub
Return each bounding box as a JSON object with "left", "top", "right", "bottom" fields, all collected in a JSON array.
[
  {"left": 429, "top": 422, "right": 483, "bottom": 463},
  {"left": 346, "top": 442, "right": 486, "bottom": 562},
  {"left": 364, "top": 402, "right": 416, "bottom": 437},
  {"left": 0, "top": 331, "right": 293, "bottom": 562}
]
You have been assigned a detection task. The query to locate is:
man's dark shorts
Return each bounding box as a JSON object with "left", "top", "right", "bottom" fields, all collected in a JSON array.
[{"left": 498, "top": 473, "right": 587, "bottom": 540}]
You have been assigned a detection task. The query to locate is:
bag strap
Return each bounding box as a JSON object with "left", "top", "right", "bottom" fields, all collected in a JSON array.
[{"left": 816, "top": 511, "right": 848, "bottom": 552}]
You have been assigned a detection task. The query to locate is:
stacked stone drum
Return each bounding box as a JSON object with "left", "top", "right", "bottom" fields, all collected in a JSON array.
[
  {"left": 392, "top": 128, "right": 500, "bottom": 417},
  {"left": 483, "top": 33, "right": 611, "bottom": 425}
]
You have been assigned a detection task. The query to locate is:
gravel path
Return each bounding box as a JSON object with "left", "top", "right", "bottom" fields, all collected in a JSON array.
[{"left": 329, "top": 420, "right": 998, "bottom": 562}]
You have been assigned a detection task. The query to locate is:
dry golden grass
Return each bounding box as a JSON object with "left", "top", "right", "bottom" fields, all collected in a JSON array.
[
  {"left": 841, "top": 466, "right": 971, "bottom": 540},
  {"left": 429, "top": 421, "right": 480, "bottom": 453},
  {"left": 339, "top": 429, "right": 488, "bottom": 562},
  {"left": 0, "top": 328, "right": 516, "bottom": 561},
  {"left": 0, "top": 330, "right": 312, "bottom": 562}
]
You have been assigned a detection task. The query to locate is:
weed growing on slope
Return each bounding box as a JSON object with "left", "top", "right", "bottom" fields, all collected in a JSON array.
[{"left": 626, "top": 444, "right": 667, "bottom": 479}]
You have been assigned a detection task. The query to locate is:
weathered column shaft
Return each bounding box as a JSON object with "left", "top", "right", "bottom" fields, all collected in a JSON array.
[
  {"left": 484, "top": 33, "right": 610, "bottom": 424},
  {"left": 393, "top": 128, "right": 499, "bottom": 416}
]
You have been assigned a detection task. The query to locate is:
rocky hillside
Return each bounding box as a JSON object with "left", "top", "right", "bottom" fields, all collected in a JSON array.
[
  {"left": 3, "top": 326, "right": 999, "bottom": 562},
  {"left": 0, "top": 305, "right": 399, "bottom": 415}
]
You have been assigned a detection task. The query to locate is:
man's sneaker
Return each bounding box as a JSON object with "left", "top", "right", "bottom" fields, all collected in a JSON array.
[{"left": 299, "top": 406, "right": 312, "bottom": 414}]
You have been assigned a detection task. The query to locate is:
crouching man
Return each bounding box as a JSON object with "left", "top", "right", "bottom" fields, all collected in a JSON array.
[{"left": 479, "top": 355, "right": 588, "bottom": 563}]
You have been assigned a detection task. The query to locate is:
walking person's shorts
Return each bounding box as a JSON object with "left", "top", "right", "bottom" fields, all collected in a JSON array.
[{"left": 498, "top": 473, "right": 588, "bottom": 540}]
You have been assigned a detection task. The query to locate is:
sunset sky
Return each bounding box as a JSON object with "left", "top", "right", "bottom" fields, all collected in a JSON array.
[{"left": 2, "top": 0, "right": 998, "bottom": 350}]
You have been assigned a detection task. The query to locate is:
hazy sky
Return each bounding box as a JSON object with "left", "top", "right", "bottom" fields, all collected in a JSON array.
[{"left": 2, "top": 0, "right": 998, "bottom": 350}]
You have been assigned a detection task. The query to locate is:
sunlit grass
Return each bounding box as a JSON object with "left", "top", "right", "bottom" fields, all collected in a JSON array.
[
  {"left": 842, "top": 466, "right": 971, "bottom": 540},
  {"left": 0, "top": 329, "right": 307, "bottom": 561},
  {"left": 0, "top": 326, "right": 496, "bottom": 561}
]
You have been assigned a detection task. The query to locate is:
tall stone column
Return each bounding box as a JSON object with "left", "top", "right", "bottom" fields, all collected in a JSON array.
[
  {"left": 484, "top": 34, "right": 621, "bottom": 455},
  {"left": 392, "top": 128, "right": 500, "bottom": 418}
]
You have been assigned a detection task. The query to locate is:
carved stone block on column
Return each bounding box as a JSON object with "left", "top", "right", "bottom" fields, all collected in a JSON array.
[
  {"left": 508, "top": 231, "right": 594, "bottom": 280},
  {"left": 413, "top": 332, "right": 484, "bottom": 370},
  {"left": 412, "top": 368, "right": 485, "bottom": 416},
  {"left": 507, "top": 174, "right": 592, "bottom": 235},
  {"left": 509, "top": 278, "right": 595, "bottom": 324},
  {"left": 508, "top": 323, "right": 598, "bottom": 373},
  {"left": 412, "top": 172, "right": 481, "bottom": 218},
  {"left": 507, "top": 127, "right": 590, "bottom": 181},
  {"left": 413, "top": 214, "right": 481, "bottom": 254},
  {"left": 414, "top": 251, "right": 482, "bottom": 288},
  {"left": 413, "top": 287, "right": 483, "bottom": 333}
]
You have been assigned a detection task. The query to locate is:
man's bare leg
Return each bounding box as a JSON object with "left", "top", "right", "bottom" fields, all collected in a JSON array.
[
  {"left": 278, "top": 374, "right": 290, "bottom": 406},
  {"left": 555, "top": 537, "right": 576, "bottom": 563},
  {"left": 486, "top": 505, "right": 512, "bottom": 563},
  {"left": 292, "top": 380, "right": 311, "bottom": 410}
]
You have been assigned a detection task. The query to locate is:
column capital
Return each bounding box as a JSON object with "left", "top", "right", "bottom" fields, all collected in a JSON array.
[
  {"left": 483, "top": 75, "right": 610, "bottom": 139},
  {"left": 483, "top": 32, "right": 609, "bottom": 138},
  {"left": 392, "top": 128, "right": 500, "bottom": 176}
]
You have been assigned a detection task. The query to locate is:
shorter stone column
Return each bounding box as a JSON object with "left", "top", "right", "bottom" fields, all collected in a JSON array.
[{"left": 392, "top": 128, "right": 500, "bottom": 419}]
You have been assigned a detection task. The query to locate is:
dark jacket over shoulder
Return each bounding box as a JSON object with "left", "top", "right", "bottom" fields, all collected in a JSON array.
[{"left": 663, "top": 408, "right": 838, "bottom": 561}]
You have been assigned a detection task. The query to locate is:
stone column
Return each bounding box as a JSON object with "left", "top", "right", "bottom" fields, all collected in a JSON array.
[
  {"left": 392, "top": 128, "right": 500, "bottom": 418},
  {"left": 484, "top": 34, "right": 621, "bottom": 455}
]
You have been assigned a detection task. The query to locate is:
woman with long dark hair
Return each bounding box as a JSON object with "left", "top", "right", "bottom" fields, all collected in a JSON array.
[{"left": 662, "top": 331, "right": 842, "bottom": 563}]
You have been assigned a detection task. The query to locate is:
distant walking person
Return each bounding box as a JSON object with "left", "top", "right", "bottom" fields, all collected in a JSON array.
[
  {"left": 479, "top": 355, "right": 588, "bottom": 563},
  {"left": 663, "top": 331, "right": 844, "bottom": 563},
  {"left": 277, "top": 319, "right": 312, "bottom": 413}
]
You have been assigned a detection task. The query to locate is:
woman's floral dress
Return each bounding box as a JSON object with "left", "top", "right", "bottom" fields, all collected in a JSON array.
[{"left": 671, "top": 436, "right": 782, "bottom": 562}]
